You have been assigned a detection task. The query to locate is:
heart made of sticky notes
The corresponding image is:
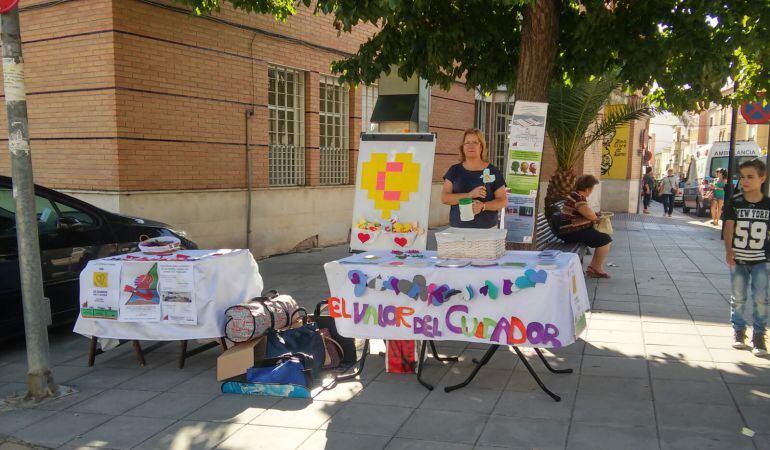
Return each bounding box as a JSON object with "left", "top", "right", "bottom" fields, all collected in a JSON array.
[
  {"left": 526, "top": 269, "right": 548, "bottom": 284},
  {"left": 357, "top": 233, "right": 370, "bottom": 243},
  {"left": 360, "top": 153, "right": 421, "bottom": 219}
]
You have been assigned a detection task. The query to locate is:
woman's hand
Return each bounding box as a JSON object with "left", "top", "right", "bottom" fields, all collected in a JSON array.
[
  {"left": 472, "top": 200, "right": 485, "bottom": 215},
  {"left": 469, "top": 186, "right": 487, "bottom": 199}
]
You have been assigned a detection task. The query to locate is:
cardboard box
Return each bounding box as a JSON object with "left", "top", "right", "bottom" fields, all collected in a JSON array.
[{"left": 217, "top": 337, "right": 265, "bottom": 381}]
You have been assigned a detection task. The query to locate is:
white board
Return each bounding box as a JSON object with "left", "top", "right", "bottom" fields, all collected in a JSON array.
[{"left": 350, "top": 133, "right": 436, "bottom": 252}]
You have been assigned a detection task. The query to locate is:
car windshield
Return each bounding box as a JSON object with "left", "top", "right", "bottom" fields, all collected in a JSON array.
[{"left": 709, "top": 156, "right": 758, "bottom": 178}]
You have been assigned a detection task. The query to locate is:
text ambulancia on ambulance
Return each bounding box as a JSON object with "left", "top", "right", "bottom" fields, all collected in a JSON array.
[{"left": 682, "top": 141, "right": 763, "bottom": 216}]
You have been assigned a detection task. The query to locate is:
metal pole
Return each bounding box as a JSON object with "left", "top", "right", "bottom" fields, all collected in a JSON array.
[
  {"left": 1, "top": 8, "right": 57, "bottom": 400},
  {"left": 722, "top": 81, "right": 739, "bottom": 239}
]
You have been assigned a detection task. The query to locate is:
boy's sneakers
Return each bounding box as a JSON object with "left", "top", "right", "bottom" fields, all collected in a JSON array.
[
  {"left": 733, "top": 329, "right": 748, "bottom": 349},
  {"left": 753, "top": 332, "right": 767, "bottom": 357}
]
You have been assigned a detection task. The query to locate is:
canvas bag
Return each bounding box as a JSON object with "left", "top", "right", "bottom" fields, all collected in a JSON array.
[
  {"left": 594, "top": 215, "right": 613, "bottom": 236},
  {"left": 224, "top": 290, "right": 299, "bottom": 343}
]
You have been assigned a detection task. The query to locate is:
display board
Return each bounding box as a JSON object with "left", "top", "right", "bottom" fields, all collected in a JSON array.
[
  {"left": 601, "top": 104, "right": 631, "bottom": 179},
  {"left": 502, "top": 102, "right": 549, "bottom": 243},
  {"left": 350, "top": 133, "right": 436, "bottom": 252}
]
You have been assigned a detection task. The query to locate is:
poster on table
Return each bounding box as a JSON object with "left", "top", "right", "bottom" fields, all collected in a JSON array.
[
  {"left": 502, "top": 101, "right": 549, "bottom": 243},
  {"left": 350, "top": 133, "right": 436, "bottom": 252},
  {"left": 324, "top": 252, "right": 591, "bottom": 347},
  {"left": 157, "top": 262, "right": 197, "bottom": 325},
  {"left": 600, "top": 104, "right": 630, "bottom": 179},
  {"left": 118, "top": 262, "right": 162, "bottom": 322},
  {"left": 80, "top": 260, "right": 122, "bottom": 320}
]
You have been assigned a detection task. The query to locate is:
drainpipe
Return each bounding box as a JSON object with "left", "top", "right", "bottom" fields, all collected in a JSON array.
[{"left": 245, "top": 109, "right": 254, "bottom": 249}]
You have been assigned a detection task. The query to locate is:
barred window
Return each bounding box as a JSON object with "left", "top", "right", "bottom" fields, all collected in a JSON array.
[
  {"left": 268, "top": 65, "right": 305, "bottom": 186},
  {"left": 492, "top": 101, "right": 514, "bottom": 169},
  {"left": 319, "top": 75, "right": 350, "bottom": 185},
  {"left": 362, "top": 84, "right": 379, "bottom": 132}
]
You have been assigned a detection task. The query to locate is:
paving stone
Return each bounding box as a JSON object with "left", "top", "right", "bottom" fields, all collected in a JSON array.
[
  {"left": 117, "top": 367, "right": 207, "bottom": 392},
  {"left": 312, "top": 381, "right": 365, "bottom": 402},
  {"left": 13, "top": 411, "right": 112, "bottom": 448},
  {"left": 185, "top": 394, "right": 279, "bottom": 423},
  {"left": 583, "top": 341, "right": 646, "bottom": 358},
  {"left": 384, "top": 437, "right": 471, "bottom": 450},
  {"left": 656, "top": 402, "right": 744, "bottom": 433},
  {"left": 350, "top": 381, "right": 430, "bottom": 408},
  {"left": 717, "top": 363, "right": 770, "bottom": 385},
  {"left": 214, "top": 424, "right": 313, "bottom": 450},
  {"left": 298, "top": 431, "right": 391, "bottom": 450},
  {"left": 477, "top": 416, "right": 569, "bottom": 450},
  {"left": 68, "top": 368, "right": 144, "bottom": 389},
  {"left": 573, "top": 393, "right": 655, "bottom": 427},
  {"left": 642, "top": 321, "right": 697, "bottom": 334},
  {"left": 323, "top": 403, "right": 413, "bottom": 437},
  {"left": 645, "top": 344, "right": 712, "bottom": 362},
  {"left": 124, "top": 391, "right": 217, "bottom": 419},
  {"left": 709, "top": 348, "right": 770, "bottom": 365},
  {"left": 455, "top": 348, "right": 518, "bottom": 370},
  {"left": 34, "top": 388, "right": 105, "bottom": 411},
  {"left": 420, "top": 386, "right": 500, "bottom": 414},
  {"left": 168, "top": 368, "right": 222, "bottom": 395},
  {"left": 0, "top": 408, "right": 55, "bottom": 434},
  {"left": 592, "top": 300, "right": 640, "bottom": 314},
  {"left": 134, "top": 420, "right": 244, "bottom": 450},
  {"left": 251, "top": 399, "right": 343, "bottom": 429},
  {"left": 648, "top": 360, "right": 721, "bottom": 382},
  {"left": 67, "top": 416, "right": 175, "bottom": 449},
  {"left": 438, "top": 367, "right": 511, "bottom": 391},
  {"left": 581, "top": 355, "right": 648, "bottom": 379},
  {"left": 586, "top": 329, "right": 644, "bottom": 344},
  {"left": 567, "top": 423, "right": 658, "bottom": 450},
  {"left": 586, "top": 319, "right": 643, "bottom": 332},
  {"left": 643, "top": 333, "right": 705, "bottom": 347},
  {"left": 493, "top": 390, "right": 574, "bottom": 419},
  {"left": 659, "top": 428, "right": 754, "bottom": 450},
  {"left": 68, "top": 389, "right": 159, "bottom": 415},
  {"left": 652, "top": 379, "right": 733, "bottom": 405},
  {"left": 396, "top": 409, "right": 488, "bottom": 445}
]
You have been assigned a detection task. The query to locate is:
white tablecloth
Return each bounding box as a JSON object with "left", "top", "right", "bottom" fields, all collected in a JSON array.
[
  {"left": 324, "top": 251, "right": 590, "bottom": 348},
  {"left": 74, "top": 249, "right": 263, "bottom": 340}
]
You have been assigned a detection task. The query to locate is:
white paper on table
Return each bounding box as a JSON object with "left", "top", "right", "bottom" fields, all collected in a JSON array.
[
  {"left": 80, "top": 260, "right": 122, "bottom": 319},
  {"left": 157, "top": 262, "right": 197, "bottom": 325},
  {"left": 118, "top": 262, "right": 161, "bottom": 323}
]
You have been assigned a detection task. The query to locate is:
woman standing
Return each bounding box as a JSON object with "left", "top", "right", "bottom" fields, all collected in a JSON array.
[
  {"left": 441, "top": 129, "right": 507, "bottom": 228},
  {"left": 642, "top": 166, "right": 654, "bottom": 214},
  {"left": 711, "top": 168, "right": 726, "bottom": 225}
]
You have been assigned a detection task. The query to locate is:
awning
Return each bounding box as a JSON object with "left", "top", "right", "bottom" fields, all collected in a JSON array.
[{"left": 370, "top": 94, "right": 419, "bottom": 123}]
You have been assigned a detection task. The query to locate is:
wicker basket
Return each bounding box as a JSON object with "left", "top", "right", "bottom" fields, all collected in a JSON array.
[{"left": 436, "top": 228, "right": 506, "bottom": 260}]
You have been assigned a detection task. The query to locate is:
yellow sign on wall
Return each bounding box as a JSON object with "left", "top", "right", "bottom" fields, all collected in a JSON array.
[{"left": 600, "top": 105, "right": 630, "bottom": 179}]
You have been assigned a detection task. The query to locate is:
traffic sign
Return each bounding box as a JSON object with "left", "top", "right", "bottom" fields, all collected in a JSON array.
[
  {"left": 0, "top": 0, "right": 18, "bottom": 14},
  {"left": 741, "top": 99, "right": 770, "bottom": 124}
]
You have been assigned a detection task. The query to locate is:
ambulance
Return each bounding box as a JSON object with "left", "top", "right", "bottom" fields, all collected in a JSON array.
[{"left": 682, "top": 141, "right": 763, "bottom": 216}]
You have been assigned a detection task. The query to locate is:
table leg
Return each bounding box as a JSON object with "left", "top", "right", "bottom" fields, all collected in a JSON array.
[
  {"left": 335, "top": 339, "right": 369, "bottom": 382},
  {"left": 88, "top": 336, "right": 98, "bottom": 367},
  {"left": 534, "top": 348, "right": 573, "bottom": 374},
  {"left": 178, "top": 340, "right": 188, "bottom": 369},
  {"left": 429, "top": 341, "right": 459, "bottom": 362},
  {"left": 220, "top": 337, "right": 228, "bottom": 352},
  {"left": 512, "top": 346, "right": 561, "bottom": 402},
  {"left": 132, "top": 341, "right": 146, "bottom": 367},
  {"left": 416, "top": 341, "right": 434, "bottom": 391},
  {"left": 444, "top": 345, "right": 499, "bottom": 393}
]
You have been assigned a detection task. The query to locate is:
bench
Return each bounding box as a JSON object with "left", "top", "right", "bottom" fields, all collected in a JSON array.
[{"left": 535, "top": 200, "right": 588, "bottom": 262}]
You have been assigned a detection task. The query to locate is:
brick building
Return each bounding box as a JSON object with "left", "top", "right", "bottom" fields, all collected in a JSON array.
[{"left": 1, "top": 0, "right": 604, "bottom": 257}]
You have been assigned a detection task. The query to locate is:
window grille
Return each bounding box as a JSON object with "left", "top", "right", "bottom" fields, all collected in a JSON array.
[
  {"left": 319, "top": 75, "right": 350, "bottom": 185},
  {"left": 268, "top": 65, "right": 305, "bottom": 186},
  {"left": 492, "top": 101, "right": 514, "bottom": 169},
  {"left": 362, "top": 84, "right": 379, "bottom": 132}
]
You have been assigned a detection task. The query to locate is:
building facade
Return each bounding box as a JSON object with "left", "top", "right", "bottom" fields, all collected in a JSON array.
[{"left": 1, "top": 0, "right": 603, "bottom": 257}]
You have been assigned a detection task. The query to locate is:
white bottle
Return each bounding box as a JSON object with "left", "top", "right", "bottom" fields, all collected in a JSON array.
[{"left": 459, "top": 198, "right": 474, "bottom": 221}]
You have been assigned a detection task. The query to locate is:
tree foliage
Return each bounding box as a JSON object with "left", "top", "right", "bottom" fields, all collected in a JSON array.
[{"left": 179, "top": 0, "right": 770, "bottom": 113}]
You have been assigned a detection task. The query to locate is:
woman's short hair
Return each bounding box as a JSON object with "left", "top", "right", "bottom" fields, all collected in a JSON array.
[
  {"left": 459, "top": 128, "right": 488, "bottom": 162},
  {"left": 575, "top": 175, "right": 600, "bottom": 192}
]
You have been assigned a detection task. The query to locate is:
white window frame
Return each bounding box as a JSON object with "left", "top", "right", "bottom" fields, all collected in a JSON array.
[
  {"left": 361, "top": 83, "right": 379, "bottom": 132},
  {"left": 268, "top": 64, "right": 305, "bottom": 186},
  {"left": 319, "top": 75, "right": 350, "bottom": 185}
]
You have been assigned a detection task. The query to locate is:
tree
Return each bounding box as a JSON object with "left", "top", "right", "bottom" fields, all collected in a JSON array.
[
  {"left": 179, "top": 0, "right": 770, "bottom": 112},
  {"left": 544, "top": 76, "right": 652, "bottom": 207}
]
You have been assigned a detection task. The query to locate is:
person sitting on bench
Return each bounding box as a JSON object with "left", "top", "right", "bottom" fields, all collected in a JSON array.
[{"left": 558, "top": 175, "right": 612, "bottom": 278}]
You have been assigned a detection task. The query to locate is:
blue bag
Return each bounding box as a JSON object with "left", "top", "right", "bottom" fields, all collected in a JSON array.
[
  {"left": 265, "top": 308, "right": 326, "bottom": 374},
  {"left": 246, "top": 353, "right": 312, "bottom": 387}
]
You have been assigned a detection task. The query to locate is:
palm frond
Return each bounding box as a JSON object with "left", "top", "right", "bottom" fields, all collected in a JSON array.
[{"left": 546, "top": 76, "right": 653, "bottom": 171}]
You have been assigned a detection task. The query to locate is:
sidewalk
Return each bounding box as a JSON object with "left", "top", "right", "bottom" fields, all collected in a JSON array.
[{"left": 0, "top": 202, "right": 768, "bottom": 450}]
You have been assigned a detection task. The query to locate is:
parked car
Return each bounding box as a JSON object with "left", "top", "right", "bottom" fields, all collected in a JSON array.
[{"left": 0, "top": 175, "right": 197, "bottom": 340}]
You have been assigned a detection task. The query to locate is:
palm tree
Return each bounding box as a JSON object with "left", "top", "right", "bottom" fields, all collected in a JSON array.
[{"left": 544, "top": 76, "right": 653, "bottom": 208}]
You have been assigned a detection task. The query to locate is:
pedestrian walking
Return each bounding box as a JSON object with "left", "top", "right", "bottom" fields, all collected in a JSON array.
[
  {"left": 658, "top": 169, "right": 679, "bottom": 218},
  {"left": 711, "top": 168, "right": 726, "bottom": 226},
  {"left": 642, "top": 166, "right": 654, "bottom": 214},
  {"left": 724, "top": 159, "right": 768, "bottom": 357}
]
